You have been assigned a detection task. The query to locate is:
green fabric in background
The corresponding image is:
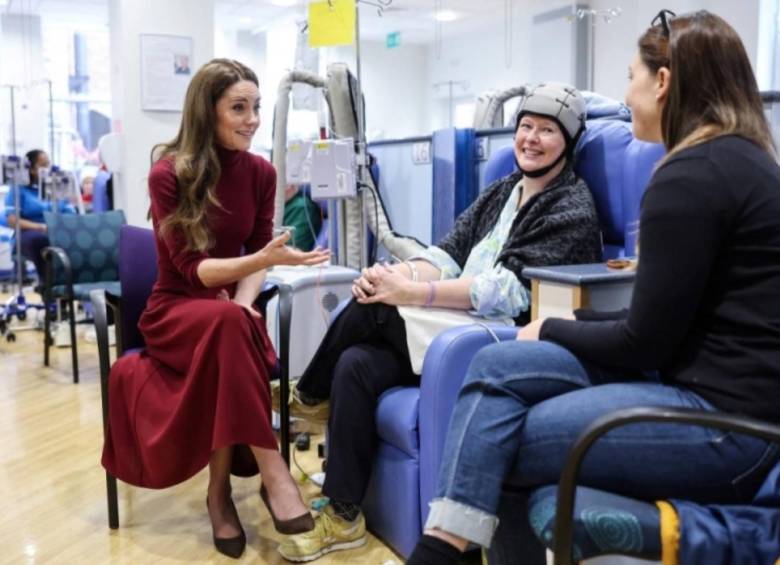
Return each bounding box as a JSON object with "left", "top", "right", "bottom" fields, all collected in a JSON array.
[{"left": 283, "top": 192, "right": 322, "bottom": 251}]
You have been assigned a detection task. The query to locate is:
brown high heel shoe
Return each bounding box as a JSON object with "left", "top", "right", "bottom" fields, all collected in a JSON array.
[
  {"left": 260, "top": 485, "right": 315, "bottom": 535},
  {"left": 206, "top": 496, "right": 246, "bottom": 558}
]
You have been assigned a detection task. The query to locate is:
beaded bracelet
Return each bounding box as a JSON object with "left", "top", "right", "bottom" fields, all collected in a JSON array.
[
  {"left": 405, "top": 261, "right": 419, "bottom": 282},
  {"left": 424, "top": 280, "right": 437, "bottom": 307}
]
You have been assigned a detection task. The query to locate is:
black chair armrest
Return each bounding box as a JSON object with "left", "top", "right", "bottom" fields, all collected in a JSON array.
[
  {"left": 90, "top": 289, "right": 120, "bottom": 438},
  {"left": 553, "top": 407, "right": 780, "bottom": 565},
  {"left": 41, "top": 246, "right": 73, "bottom": 298},
  {"left": 255, "top": 282, "right": 279, "bottom": 318},
  {"left": 276, "top": 283, "right": 293, "bottom": 465}
]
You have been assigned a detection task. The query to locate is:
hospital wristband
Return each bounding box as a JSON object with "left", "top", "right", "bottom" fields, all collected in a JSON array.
[{"left": 424, "top": 281, "right": 437, "bottom": 307}]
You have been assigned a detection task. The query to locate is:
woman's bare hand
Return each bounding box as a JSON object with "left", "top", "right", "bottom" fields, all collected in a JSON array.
[
  {"left": 517, "top": 318, "right": 545, "bottom": 341},
  {"left": 259, "top": 232, "right": 330, "bottom": 268},
  {"left": 216, "top": 288, "right": 261, "bottom": 319}
]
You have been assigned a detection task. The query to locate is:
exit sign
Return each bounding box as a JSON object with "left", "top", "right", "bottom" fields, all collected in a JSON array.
[{"left": 386, "top": 31, "right": 401, "bottom": 49}]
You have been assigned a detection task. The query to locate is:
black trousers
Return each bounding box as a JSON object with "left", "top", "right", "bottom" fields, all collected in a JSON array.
[
  {"left": 297, "top": 300, "right": 418, "bottom": 505},
  {"left": 19, "top": 229, "right": 49, "bottom": 282}
]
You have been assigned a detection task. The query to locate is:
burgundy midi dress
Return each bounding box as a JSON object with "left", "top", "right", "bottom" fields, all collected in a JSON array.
[{"left": 102, "top": 147, "right": 278, "bottom": 489}]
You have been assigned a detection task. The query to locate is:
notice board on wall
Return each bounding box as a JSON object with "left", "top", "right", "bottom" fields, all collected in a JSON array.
[{"left": 140, "top": 34, "right": 193, "bottom": 112}]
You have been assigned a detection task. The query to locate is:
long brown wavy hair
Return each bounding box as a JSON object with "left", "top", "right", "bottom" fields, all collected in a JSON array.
[
  {"left": 638, "top": 11, "right": 775, "bottom": 160},
  {"left": 151, "top": 58, "right": 259, "bottom": 252}
]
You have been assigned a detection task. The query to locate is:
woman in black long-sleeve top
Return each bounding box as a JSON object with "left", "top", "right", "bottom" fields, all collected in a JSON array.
[{"left": 406, "top": 10, "right": 780, "bottom": 565}]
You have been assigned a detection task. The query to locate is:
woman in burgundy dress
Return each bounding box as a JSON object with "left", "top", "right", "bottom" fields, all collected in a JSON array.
[{"left": 101, "top": 59, "right": 328, "bottom": 558}]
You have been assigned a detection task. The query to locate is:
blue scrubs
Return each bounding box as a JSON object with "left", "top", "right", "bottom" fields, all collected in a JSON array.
[{"left": 4, "top": 184, "right": 74, "bottom": 281}]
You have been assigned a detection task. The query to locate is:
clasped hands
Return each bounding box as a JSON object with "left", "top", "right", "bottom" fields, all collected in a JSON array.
[{"left": 352, "top": 263, "right": 414, "bottom": 306}]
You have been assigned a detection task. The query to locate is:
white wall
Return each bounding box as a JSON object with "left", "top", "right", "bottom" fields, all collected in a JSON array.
[
  {"left": 359, "top": 41, "right": 430, "bottom": 140},
  {"left": 0, "top": 14, "right": 47, "bottom": 157},
  {"left": 328, "top": 40, "right": 430, "bottom": 140},
  {"left": 426, "top": 17, "right": 528, "bottom": 131},
  {"left": 756, "top": 0, "right": 779, "bottom": 90},
  {"left": 590, "top": 0, "right": 761, "bottom": 100},
  {"left": 215, "top": 29, "right": 266, "bottom": 106},
  {"left": 228, "top": 0, "right": 761, "bottom": 144},
  {"left": 418, "top": 0, "right": 762, "bottom": 129},
  {"left": 252, "top": 27, "right": 430, "bottom": 146},
  {"left": 109, "top": 0, "right": 214, "bottom": 227},
  {"left": 258, "top": 21, "right": 298, "bottom": 152},
  {"left": 215, "top": 28, "right": 268, "bottom": 154},
  {"left": 425, "top": 0, "right": 575, "bottom": 132}
]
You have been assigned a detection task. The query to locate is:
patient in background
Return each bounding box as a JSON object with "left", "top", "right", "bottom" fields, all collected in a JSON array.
[
  {"left": 4, "top": 149, "right": 74, "bottom": 285},
  {"left": 283, "top": 183, "right": 322, "bottom": 251},
  {"left": 80, "top": 174, "right": 94, "bottom": 211}
]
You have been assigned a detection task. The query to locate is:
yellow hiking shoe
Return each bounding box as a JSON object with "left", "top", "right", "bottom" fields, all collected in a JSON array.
[
  {"left": 271, "top": 379, "right": 330, "bottom": 424},
  {"left": 277, "top": 505, "right": 366, "bottom": 562}
]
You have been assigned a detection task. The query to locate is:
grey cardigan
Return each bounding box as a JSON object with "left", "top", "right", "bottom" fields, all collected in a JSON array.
[{"left": 436, "top": 165, "right": 602, "bottom": 324}]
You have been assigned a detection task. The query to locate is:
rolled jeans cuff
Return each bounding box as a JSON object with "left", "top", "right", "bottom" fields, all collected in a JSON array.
[{"left": 425, "top": 497, "right": 499, "bottom": 548}]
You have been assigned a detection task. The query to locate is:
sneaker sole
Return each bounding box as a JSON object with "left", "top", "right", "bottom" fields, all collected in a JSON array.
[
  {"left": 271, "top": 380, "right": 296, "bottom": 412},
  {"left": 290, "top": 402, "right": 330, "bottom": 424},
  {"left": 278, "top": 535, "right": 367, "bottom": 563},
  {"left": 271, "top": 382, "right": 330, "bottom": 424}
]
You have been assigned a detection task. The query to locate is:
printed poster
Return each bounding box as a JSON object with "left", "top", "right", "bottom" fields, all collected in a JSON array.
[{"left": 140, "top": 34, "right": 194, "bottom": 112}]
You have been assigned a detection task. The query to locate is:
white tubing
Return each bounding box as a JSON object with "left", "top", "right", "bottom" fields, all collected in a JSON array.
[
  {"left": 325, "top": 63, "right": 425, "bottom": 266},
  {"left": 271, "top": 65, "right": 426, "bottom": 268},
  {"left": 271, "top": 70, "right": 326, "bottom": 230},
  {"left": 473, "top": 85, "right": 529, "bottom": 129}
]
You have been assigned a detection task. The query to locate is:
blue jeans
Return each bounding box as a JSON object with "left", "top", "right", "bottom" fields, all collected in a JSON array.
[{"left": 424, "top": 341, "right": 777, "bottom": 563}]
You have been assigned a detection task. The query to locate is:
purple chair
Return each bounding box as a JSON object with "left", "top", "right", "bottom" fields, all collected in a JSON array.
[
  {"left": 91, "top": 225, "right": 282, "bottom": 529},
  {"left": 91, "top": 225, "right": 158, "bottom": 528}
]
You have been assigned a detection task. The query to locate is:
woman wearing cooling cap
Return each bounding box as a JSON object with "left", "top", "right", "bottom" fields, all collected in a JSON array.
[
  {"left": 276, "top": 83, "right": 602, "bottom": 562},
  {"left": 407, "top": 10, "right": 780, "bottom": 565}
]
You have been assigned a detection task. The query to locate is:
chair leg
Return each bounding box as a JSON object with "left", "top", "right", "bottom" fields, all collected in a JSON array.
[
  {"left": 43, "top": 300, "right": 50, "bottom": 366},
  {"left": 68, "top": 298, "right": 79, "bottom": 384},
  {"left": 106, "top": 471, "right": 119, "bottom": 529}
]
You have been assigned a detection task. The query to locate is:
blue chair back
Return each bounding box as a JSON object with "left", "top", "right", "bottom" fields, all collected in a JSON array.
[
  {"left": 92, "top": 170, "right": 112, "bottom": 212},
  {"left": 44, "top": 210, "right": 126, "bottom": 285},
  {"left": 575, "top": 119, "right": 665, "bottom": 258},
  {"left": 480, "top": 119, "right": 665, "bottom": 259},
  {"left": 483, "top": 144, "right": 517, "bottom": 188}
]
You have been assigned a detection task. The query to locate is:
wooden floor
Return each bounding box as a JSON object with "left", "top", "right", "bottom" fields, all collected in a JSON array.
[{"left": 0, "top": 297, "right": 400, "bottom": 564}]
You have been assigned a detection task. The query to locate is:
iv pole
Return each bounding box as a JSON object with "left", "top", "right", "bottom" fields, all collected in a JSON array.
[
  {"left": 46, "top": 79, "right": 54, "bottom": 163},
  {"left": 354, "top": 0, "right": 368, "bottom": 268},
  {"left": 1, "top": 85, "right": 33, "bottom": 341},
  {"left": 1, "top": 83, "right": 51, "bottom": 341},
  {"left": 354, "top": 0, "right": 392, "bottom": 268},
  {"left": 9, "top": 85, "right": 17, "bottom": 155},
  {"left": 328, "top": 0, "right": 392, "bottom": 269},
  {"left": 3, "top": 85, "right": 25, "bottom": 302}
]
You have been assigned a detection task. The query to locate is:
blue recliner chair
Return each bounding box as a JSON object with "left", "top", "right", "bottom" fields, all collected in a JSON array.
[
  {"left": 360, "top": 121, "right": 665, "bottom": 557},
  {"left": 482, "top": 119, "right": 666, "bottom": 259},
  {"left": 91, "top": 170, "right": 113, "bottom": 213}
]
